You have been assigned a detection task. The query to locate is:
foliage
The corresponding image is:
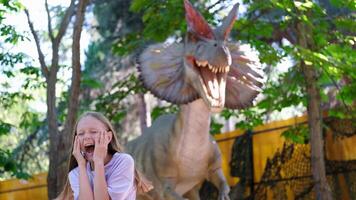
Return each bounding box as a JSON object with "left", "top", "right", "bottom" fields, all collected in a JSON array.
[
  {"left": 131, "top": 0, "right": 354, "bottom": 138},
  {"left": 281, "top": 125, "right": 309, "bottom": 144},
  {"left": 0, "top": 149, "right": 31, "bottom": 179},
  {"left": 151, "top": 105, "right": 179, "bottom": 121},
  {"left": 210, "top": 119, "right": 224, "bottom": 135},
  {"left": 112, "top": 0, "right": 225, "bottom": 56},
  {"left": 0, "top": 0, "right": 37, "bottom": 179},
  {"left": 94, "top": 73, "right": 146, "bottom": 123},
  {"left": 232, "top": 0, "right": 355, "bottom": 138}
]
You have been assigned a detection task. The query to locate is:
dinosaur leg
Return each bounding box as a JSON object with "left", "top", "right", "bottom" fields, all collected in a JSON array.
[
  {"left": 162, "top": 178, "right": 187, "bottom": 200},
  {"left": 209, "top": 168, "right": 231, "bottom": 200},
  {"left": 183, "top": 182, "right": 202, "bottom": 200}
]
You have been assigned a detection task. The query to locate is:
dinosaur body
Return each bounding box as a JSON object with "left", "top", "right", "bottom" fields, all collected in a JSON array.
[
  {"left": 127, "top": 100, "right": 227, "bottom": 199},
  {"left": 126, "top": 1, "right": 262, "bottom": 199}
]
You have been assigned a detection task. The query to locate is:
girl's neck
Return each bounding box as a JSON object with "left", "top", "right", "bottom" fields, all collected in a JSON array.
[{"left": 89, "top": 153, "right": 113, "bottom": 170}]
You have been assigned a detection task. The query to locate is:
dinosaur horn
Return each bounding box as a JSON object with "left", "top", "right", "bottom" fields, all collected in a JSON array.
[
  {"left": 217, "top": 3, "right": 239, "bottom": 40},
  {"left": 184, "top": 0, "right": 214, "bottom": 39}
]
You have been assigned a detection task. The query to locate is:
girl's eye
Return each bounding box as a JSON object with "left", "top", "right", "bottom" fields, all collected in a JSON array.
[
  {"left": 77, "top": 133, "right": 84, "bottom": 136},
  {"left": 90, "top": 130, "right": 98, "bottom": 134}
]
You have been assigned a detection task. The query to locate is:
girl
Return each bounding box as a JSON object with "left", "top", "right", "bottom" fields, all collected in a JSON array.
[{"left": 56, "top": 111, "right": 152, "bottom": 200}]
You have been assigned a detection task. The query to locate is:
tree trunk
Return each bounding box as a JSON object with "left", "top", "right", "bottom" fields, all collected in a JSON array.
[
  {"left": 297, "top": 22, "right": 333, "bottom": 200},
  {"left": 46, "top": 73, "right": 60, "bottom": 199},
  {"left": 25, "top": 0, "right": 87, "bottom": 198},
  {"left": 302, "top": 62, "right": 333, "bottom": 200},
  {"left": 55, "top": 0, "right": 89, "bottom": 197}
]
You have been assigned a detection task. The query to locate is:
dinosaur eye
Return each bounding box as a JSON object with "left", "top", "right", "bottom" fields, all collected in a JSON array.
[{"left": 214, "top": 43, "right": 217, "bottom": 47}]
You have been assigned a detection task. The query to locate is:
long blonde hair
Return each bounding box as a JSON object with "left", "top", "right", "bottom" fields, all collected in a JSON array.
[{"left": 55, "top": 111, "right": 152, "bottom": 200}]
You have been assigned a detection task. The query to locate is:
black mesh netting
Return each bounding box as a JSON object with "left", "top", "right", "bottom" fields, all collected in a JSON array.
[
  {"left": 230, "top": 140, "right": 356, "bottom": 200},
  {"left": 199, "top": 116, "right": 356, "bottom": 200},
  {"left": 324, "top": 117, "right": 356, "bottom": 138},
  {"left": 200, "top": 134, "right": 356, "bottom": 200}
]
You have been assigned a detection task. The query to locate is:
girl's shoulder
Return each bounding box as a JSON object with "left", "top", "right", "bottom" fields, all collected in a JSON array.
[
  {"left": 68, "top": 165, "right": 80, "bottom": 179},
  {"left": 109, "top": 152, "right": 135, "bottom": 168}
]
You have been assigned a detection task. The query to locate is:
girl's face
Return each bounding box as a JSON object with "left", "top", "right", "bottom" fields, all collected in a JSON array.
[{"left": 76, "top": 116, "right": 112, "bottom": 161}]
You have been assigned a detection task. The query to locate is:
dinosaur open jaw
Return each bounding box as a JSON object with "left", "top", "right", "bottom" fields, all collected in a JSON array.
[{"left": 193, "top": 59, "right": 228, "bottom": 111}]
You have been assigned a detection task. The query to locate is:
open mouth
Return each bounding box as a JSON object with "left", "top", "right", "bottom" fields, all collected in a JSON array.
[
  {"left": 84, "top": 144, "right": 95, "bottom": 154},
  {"left": 192, "top": 59, "right": 229, "bottom": 108}
]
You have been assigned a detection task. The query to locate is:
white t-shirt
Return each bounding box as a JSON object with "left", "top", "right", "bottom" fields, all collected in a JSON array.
[{"left": 68, "top": 152, "right": 136, "bottom": 200}]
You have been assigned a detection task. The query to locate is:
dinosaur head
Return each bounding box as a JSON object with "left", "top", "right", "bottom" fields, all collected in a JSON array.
[
  {"left": 138, "top": 0, "right": 262, "bottom": 112},
  {"left": 183, "top": 0, "right": 237, "bottom": 112}
]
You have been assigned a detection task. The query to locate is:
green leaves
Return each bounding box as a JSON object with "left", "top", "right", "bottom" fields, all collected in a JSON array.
[
  {"left": 210, "top": 119, "right": 224, "bottom": 135},
  {"left": 81, "top": 78, "right": 103, "bottom": 89},
  {"left": 234, "top": 108, "right": 264, "bottom": 131},
  {"left": 112, "top": 32, "right": 145, "bottom": 56},
  {"left": 259, "top": 67, "right": 306, "bottom": 112},
  {"left": 294, "top": 0, "right": 314, "bottom": 11},
  {"left": 0, "top": 52, "right": 24, "bottom": 68},
  {"left": 0, "top": 120, "right": 12, "bottom": 136},
  {"left": 20, "top": 66, "right": 40, "bottom": 77},
  {"left": 281, "top": 125, "right": 309, "bottom": 144},
  {"left": 151, "top": 105, "right": 178, "bottom": 121},
  {"left": 337, "top": 83, "right": 356, "bottom": 106},
  {"left": 0, "top": 149, "right": 30, "bottom": 179},
  {"left": 0, "top": 0, "right": 23, "bottom": 12},
  {"left": 130, "top": 0, "right": 187, "bottom": 42},
  {"left": 94, "top": 73, "right": 146, "bottom": 123},
  {"left": 330, "top": 0, "right": 356, "bottom": 9},
  {"left": 0, "top": 24, "right": 26, "bottom": 44}
]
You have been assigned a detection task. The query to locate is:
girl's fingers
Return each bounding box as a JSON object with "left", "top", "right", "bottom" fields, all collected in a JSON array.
[
  {"left": 101, "top": 131, "right": 105, "bottom": 145},
  {"left": 77, "top": 137, "right": 81, "bottom": 151},
  {"left": 105, "top": 132, "right": 111, "bottom": 145},
  {"left": 95, "top": 133, "right": 99, "bottom": 146},
  {"left": 73, "top": 136, "right": 78, "bottom": 151}
]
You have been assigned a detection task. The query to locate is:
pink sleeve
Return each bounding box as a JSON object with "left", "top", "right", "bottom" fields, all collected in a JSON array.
[{"left": 107, "top": 154, "right": 136, "bottom": 200}]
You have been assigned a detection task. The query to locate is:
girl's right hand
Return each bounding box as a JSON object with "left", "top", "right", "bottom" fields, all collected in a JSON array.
[{"left": 73, "top": 136, "right": 86, "bottom": 166}]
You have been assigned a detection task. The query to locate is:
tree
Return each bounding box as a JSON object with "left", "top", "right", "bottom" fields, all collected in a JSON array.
[
  {"left": 233, "top": 0, "right": 355, "bottom": 199},
  {"left": 0, "top": 0, "right": 34, "bottom": 180},
  {"left": 85, "top": 0, "right": 149, "bottom": 138},
  {"left": 24, "top": 0, "right": 89, "bottom": 198}
]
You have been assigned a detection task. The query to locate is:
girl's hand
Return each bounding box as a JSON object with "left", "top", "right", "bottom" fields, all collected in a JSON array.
[
  {"left": 93, "top": 131, "right": 111, "bottom": 164},
  {"left": 73, "top": 136, "right": 86, "bottom": 166}
]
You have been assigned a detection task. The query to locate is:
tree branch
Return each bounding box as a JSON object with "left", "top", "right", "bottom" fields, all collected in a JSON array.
[
  {"left": 62, "top": 0, "right": 89, "bottom": 162},
  {"left": 45, "top": 0, "right": 54, "bottom": 42},
  {"left": 50, "top": 0, "right": 76, "bottom": 75},
  {"left": 319, "top": 65, "right": 352, "bottom": 113},
  {"left": 24, "top": 9, "right": 49, "bottom": 79},
  {"left": 54, "top": 0, "right": 76, "bottom": 45}
]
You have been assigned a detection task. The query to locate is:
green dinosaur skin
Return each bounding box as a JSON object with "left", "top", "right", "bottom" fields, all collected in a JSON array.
[{"left": 126, "top": 1, "right": 262, "bottom": 199}]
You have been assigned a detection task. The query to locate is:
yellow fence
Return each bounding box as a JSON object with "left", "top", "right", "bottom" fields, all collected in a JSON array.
[
  {"left": 0, "top": 115, "right": 355, "bottom": 199},
  {"left": 216, "top": 115, "right": 356, "bottom": 186},
  {"left": 0, "top": 172, "right": 47, "bottom": 200}
]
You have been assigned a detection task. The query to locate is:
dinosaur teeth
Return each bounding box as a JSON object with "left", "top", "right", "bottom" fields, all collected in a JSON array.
[
  {"left": 196, "top": 60, "right": 208, "bottom": 67},
  {"left": 195, "top": 60, "right": 230, "bottom": 74},
  {"left": 226, "top": 65, "right": 230, "bottom": 72},
  {"left": 208, "top": 78, "right": 220, "bottom": 99}
]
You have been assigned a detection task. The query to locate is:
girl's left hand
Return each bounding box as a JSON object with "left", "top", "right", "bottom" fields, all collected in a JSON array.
[{"left": 93, "top": 131, "right": 111, "bottom": 164}]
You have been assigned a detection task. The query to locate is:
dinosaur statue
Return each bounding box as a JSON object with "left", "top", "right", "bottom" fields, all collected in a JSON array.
[{"left": 126, "top": 1, "right": 262, "bottom": 199}]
